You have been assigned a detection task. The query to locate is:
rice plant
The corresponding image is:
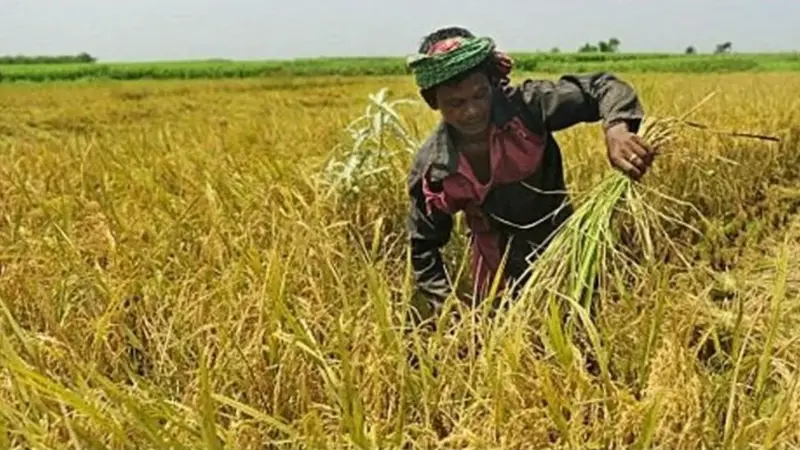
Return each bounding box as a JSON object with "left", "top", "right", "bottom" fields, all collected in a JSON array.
[{"left": 318, "top": 87, "right": 423, "bottom": 202}]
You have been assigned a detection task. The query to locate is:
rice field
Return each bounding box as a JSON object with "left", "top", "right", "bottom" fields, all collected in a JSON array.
[{"left": 1, "top": 71, "right": 800, "bottom": 449}]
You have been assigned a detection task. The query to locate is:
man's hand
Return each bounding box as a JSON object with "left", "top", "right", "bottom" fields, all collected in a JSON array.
[{"left": 604, "top": 121, "right": 655, "bottom": 181}]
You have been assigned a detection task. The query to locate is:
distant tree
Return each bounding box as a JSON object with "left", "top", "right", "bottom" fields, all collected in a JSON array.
[
  {"left": 685, "top": 46, "right": 697, "bottom": 54},
  {"left": 75, "top": 52, "right": 96, "bottom": 63},
  {"left": 607, "top": 37, "right": 621, "bottom": 53},
  {"left": 588, "top": 38, "right": 621, "bottom": 53},
  {"left": 550, "top": 47, "right": 560, "bottom": 53},
  {"left": 714, "top": 42, "right": 733, "bottom": 54}
]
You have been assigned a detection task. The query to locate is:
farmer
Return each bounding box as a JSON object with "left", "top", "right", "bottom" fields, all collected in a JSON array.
[{"left": 406, "top": 26, "right": 654, "bottom": 319}]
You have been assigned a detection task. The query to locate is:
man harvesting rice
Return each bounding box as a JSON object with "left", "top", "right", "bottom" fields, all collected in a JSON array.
[{"left": 406, "top": 26, "right": 655, "bottom": 317}]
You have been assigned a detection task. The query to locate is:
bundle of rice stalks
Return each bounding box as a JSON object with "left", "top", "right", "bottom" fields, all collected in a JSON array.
[{"left": 502, "top": 93, "right": 720, "bottom": 381}]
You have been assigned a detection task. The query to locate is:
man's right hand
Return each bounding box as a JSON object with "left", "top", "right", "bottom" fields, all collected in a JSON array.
[{"left": 605, "top": 121, "right": 655, "bottom": 181}]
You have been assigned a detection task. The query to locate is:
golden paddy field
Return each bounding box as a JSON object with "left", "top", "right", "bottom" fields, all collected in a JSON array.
[{"left": 1, "top": 72, "right": 800, "bottom": 449}]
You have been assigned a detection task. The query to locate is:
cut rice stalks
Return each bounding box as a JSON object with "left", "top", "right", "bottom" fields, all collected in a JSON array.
[
  {"left": 497, "top": 91, "right": 782, "bottom": 383},
  {"left": 502, "top": 93, "right": 720, "bottom": 382}
]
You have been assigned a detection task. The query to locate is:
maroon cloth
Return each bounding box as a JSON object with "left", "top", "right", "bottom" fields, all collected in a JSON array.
[{"left": 428, "top": 38, "right": 463, "bottom": 55}]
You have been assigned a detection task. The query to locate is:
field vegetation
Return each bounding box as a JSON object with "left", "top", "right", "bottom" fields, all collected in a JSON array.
[
  {"left": 1, "top": 71, "right": 800, "bottom": 448},
  {"left": 1, "top": 53, "right": 800, "bottom": 82}
]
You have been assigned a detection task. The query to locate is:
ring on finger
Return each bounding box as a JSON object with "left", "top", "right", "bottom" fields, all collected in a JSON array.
[{"left": 629, "top": 154, "right": 638, "bottom": 164}]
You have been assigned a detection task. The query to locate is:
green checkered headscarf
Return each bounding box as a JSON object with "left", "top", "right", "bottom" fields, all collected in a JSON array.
[{"left": 406, "top": 36, "right": 497, "bottom": 90}]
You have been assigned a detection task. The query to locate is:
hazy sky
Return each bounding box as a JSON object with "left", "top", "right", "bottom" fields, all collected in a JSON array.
[{"left": 1, "top": 0, "right": 798, "bottom": 61}]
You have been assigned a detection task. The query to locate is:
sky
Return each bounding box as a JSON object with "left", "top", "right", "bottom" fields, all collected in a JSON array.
[{"left": 1, "top": 0, "right": 798, "bottom": 62}]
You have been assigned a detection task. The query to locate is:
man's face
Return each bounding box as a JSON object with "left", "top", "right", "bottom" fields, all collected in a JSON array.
[{"left": 434, "top": 71, "right": 493, "bottom": 138}]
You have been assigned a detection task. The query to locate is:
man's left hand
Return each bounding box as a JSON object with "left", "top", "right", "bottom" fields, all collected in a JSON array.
[{"left": 605, "top": 122, "right": 655, "bottom": 181}]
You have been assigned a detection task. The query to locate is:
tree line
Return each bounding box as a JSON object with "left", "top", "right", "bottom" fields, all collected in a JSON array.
[
  {"left": 0, "top": 41, "right": 743, "bottom": 67},
  {"left": 0, "top": 53, "right": 96, "bottom": 65},
  {"left": 549, "top": 38, "right": 735, "bottom": 55}
]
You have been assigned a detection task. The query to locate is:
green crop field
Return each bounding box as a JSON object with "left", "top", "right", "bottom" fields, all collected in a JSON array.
[
  {"left": 1, "top": 53, "right": 800, "bottom": 82},
  {"left": 1, "top": 63, "right": 800, "bottom": 448}
]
